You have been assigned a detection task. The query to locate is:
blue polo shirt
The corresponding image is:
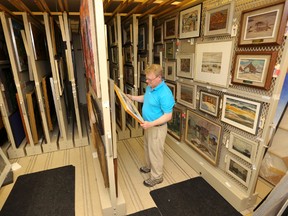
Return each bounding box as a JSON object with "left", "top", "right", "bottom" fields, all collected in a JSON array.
[{"left": 142, "top": 80, "right": 175, "bottom": 122}]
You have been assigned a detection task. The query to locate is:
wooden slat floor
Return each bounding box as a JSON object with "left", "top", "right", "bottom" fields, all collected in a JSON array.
[{"left": 0, "top": 137, "right": 255, "bottom": 215}]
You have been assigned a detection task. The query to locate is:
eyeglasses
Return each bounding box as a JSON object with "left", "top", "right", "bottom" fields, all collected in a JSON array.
[{"left": 146, "top": 76, "right": 159, "bottom": 82}]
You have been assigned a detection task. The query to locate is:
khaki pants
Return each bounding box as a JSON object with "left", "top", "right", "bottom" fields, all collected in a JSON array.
[{"left": 144, "top": 124, "right": 167, "bottom": 179}]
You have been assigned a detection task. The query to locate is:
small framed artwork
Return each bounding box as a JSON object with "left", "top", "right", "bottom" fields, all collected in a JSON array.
[
  {"left": 204, "top": 2, "right": 234, "bottom": 36},
  {"left": 167, "top": 106, "right": 183, "bottom": 141},
  {"left": 238, "top": 1, "right": 288, "bottom": 46},
  {"left": 226, "top": 155, "right": 251, "bottom": 186},
  {"left": 177, "top": 54, "right": 194, "bottom": 79},
  {"left": 164, "top": 17, "right": 177, "bottom": 39},
  {"left": 194, "top": 41, "right": 233, "bottom": 88},
  {"left": 124, "top": 65, "right": 134, "bottom": 86},
  {"left": 8, "top": 18, "right": 28, "bottom": 72},
  {"left": 228, "top": 132, "right": 257, "bottom": 163},
  {"left": 166, "top": 82, "right": 176, "bottom": 99},
  {"left": 177, "top": 82, "right": 197, "bottom": 109},
  {"left": 179, "top": 4, "right": 202, "bottom": 39},
  {"left": 199, "top": 91, "right": 220, "bottom": 117},
  {"left": 232, "top": 51, "right": 278, "bottom": 90},
  {"left": 185, "top": 110, "right": 222, "bottom": 166},
  {"left": 138, "top": 24, "right": 146, "bottom": 52},
  {"left": 221, "top": 94, "right": 262, "bottom": 135},
  {"left": 164, "top": 61, "right": 177, "bottom": 81},
  {"left": 114, "top": 84, "right": 144, "bottom": 124},
  {"left": 165, "top": 41, "right": 176, "bottom": 59},
  {"left": 124, "top": 46, "right": 133, "bottom": 63},
  {"left": 154, "top": 25, "right": 163, "bottom": 44}
]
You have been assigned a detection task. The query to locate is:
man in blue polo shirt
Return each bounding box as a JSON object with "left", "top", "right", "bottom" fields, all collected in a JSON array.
[{"left": 127, "top": 64, "right": 175, "bottom": 187}]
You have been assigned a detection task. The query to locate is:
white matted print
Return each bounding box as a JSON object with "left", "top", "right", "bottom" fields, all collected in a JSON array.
[
  {"left": 226, "top": 155, "right": 251, "bottom": 186},
  {"left": 228, "top": 132, "right": 257, "bottom": 163},
  {"left": 194, "top": 41, "right": 233, "bottom": 88},
  {"left": 177, "top": 82, "right": 197, "bottom": 109},
  {"left": 165, "top": 61, "right": 177, "bottom": 81},
  {"left": 179, "top": 4, "right": 202, "bottom": 38},
  {"left": 177, "top": 54, "right": 194, "bottom": 79}
]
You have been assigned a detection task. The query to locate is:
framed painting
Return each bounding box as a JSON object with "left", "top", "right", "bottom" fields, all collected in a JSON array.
[
  {"left": 204, "top": 2, "right": 234, "bottom": 36},
  {"left": 226, "top": 155, "right": 251, "bottom": 186},
  {"left": 8, "top": 18, "right": 28, "bottom": 72},
  {"left": 140, "top": 81, "right": 147, "bottom": 95},
  {"left": 114, "top": 84, "right": 144, "bottom": 124},
  {"left": 165, "top": 41, "right": 176, "bottom": 59},
  {"left": 194, "top": 41, "right": 233, "bottom": 88},
  {"left": 177, "top": 54, "right": 194, "bottom": 78},
  {"left": 167, "top": 106, "right": 183, "bottom": 141},
  {"left": 139, "top": 56, "right": 147, "bottom": 75},
  {"left": 232, "top": 51, "right": 278, "bottom": 90},
  {"left": 228, "top": 132, "right": 258, "bottom": 163},
  {"left": 124, "top": 46, "right": 133, "bottom": 63},
  {"left": 185, "top": 110, "right": 222, "bottom": 166},
  {"left": 123, "top": 24, "right": 132, "bottom": 45},
  {"left": 164, "top": 61, "right": 177, "bottom": 81},
  {"left": 164, "top": 17, "right": 177, "bottom": 39},
  {"left": 238, "top": 1, "right": 288, "bottom": 46},
  {"left": 177, "top": 82, "right": 197, "bottom": 109},
  {"left": 138, "top": 24, "right": 146, "bottom": 52},
  {"left": 199, "top": 91, "right": 220, "bottom": 117},
  {"left": 221, "top": 94, "right": 262, "bottom": 134},
  {"left": 179, "top": 4, "right": 202, "bottom": 39},
  {"left": 124, "top": 65, "right": 134, "bottom": 86},
  {"left": 154, "top": 25, "right": 163, "bottom": 44},
  {"left": 166, "top": 82, "right": 176, "bottom": 99}
]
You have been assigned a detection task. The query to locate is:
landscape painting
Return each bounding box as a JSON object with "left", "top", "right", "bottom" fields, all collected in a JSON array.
[
  {"left": 221, "top": 95, "right": 261, "bottom": 134},
  {"left": 201, "top": 52, "right": 222, "bottom": 74},
  {"left": 185, "top": 110, "right": 222, "bottom": 166}
]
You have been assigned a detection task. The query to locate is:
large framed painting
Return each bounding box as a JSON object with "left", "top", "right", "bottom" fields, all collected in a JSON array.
[
  {"left": 228, "top": 132, "right": 258, "bottom": 163},
  {"left": 179, "top": 4, "right": 202, "bottom": 39},
  {"left": 167, "top": 106, "right": 183, "bottom": 141},
  {"left": 8, "top": 18, "right": 28, "bottom": 72},
  {"left": 164, "top": 17, "right": 177, "bottom": 39},
  {"left": 199, "top": 91, "right": 220, "bottom": 117},
  {"left": 185, "top": 110, "right": 222, "bottom": 166},
  {"left": 177, "top": 54, "right": 194, "bottom": 79},
  {"left": 124, "top": 65, "right": 134, "bottom": 86},
  {"left": 232, "top": 51, "right": 278, "bottom": 90},
  {"left": 109, "top": 17, "right": 117, "bottom": 45},
  {"left": 194, "top": 41, "right": 233, "bottom": 88},
  {"left": 204, "top": 2, "right": 234, "bottom": 36},
  {"left": 164, "top": 61, "right": 177, "bottom": 81},
  {"left": 154, "top": 25, "right": 163, "bottom": 44},
  {"left": 221, "top": 94, "right": 262, "bottom": 134},
  {"left": 225, "top": 155, "right": 251, "bottom": 186},
  {"left": 177, "top": 82, "right": 197, "bottom": 109},
  {"left": 114, "top": 84, "right": 144, "bottom": 124},
  {"left": 238, "top": 1, "right": 288, "bottom": 46}
]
